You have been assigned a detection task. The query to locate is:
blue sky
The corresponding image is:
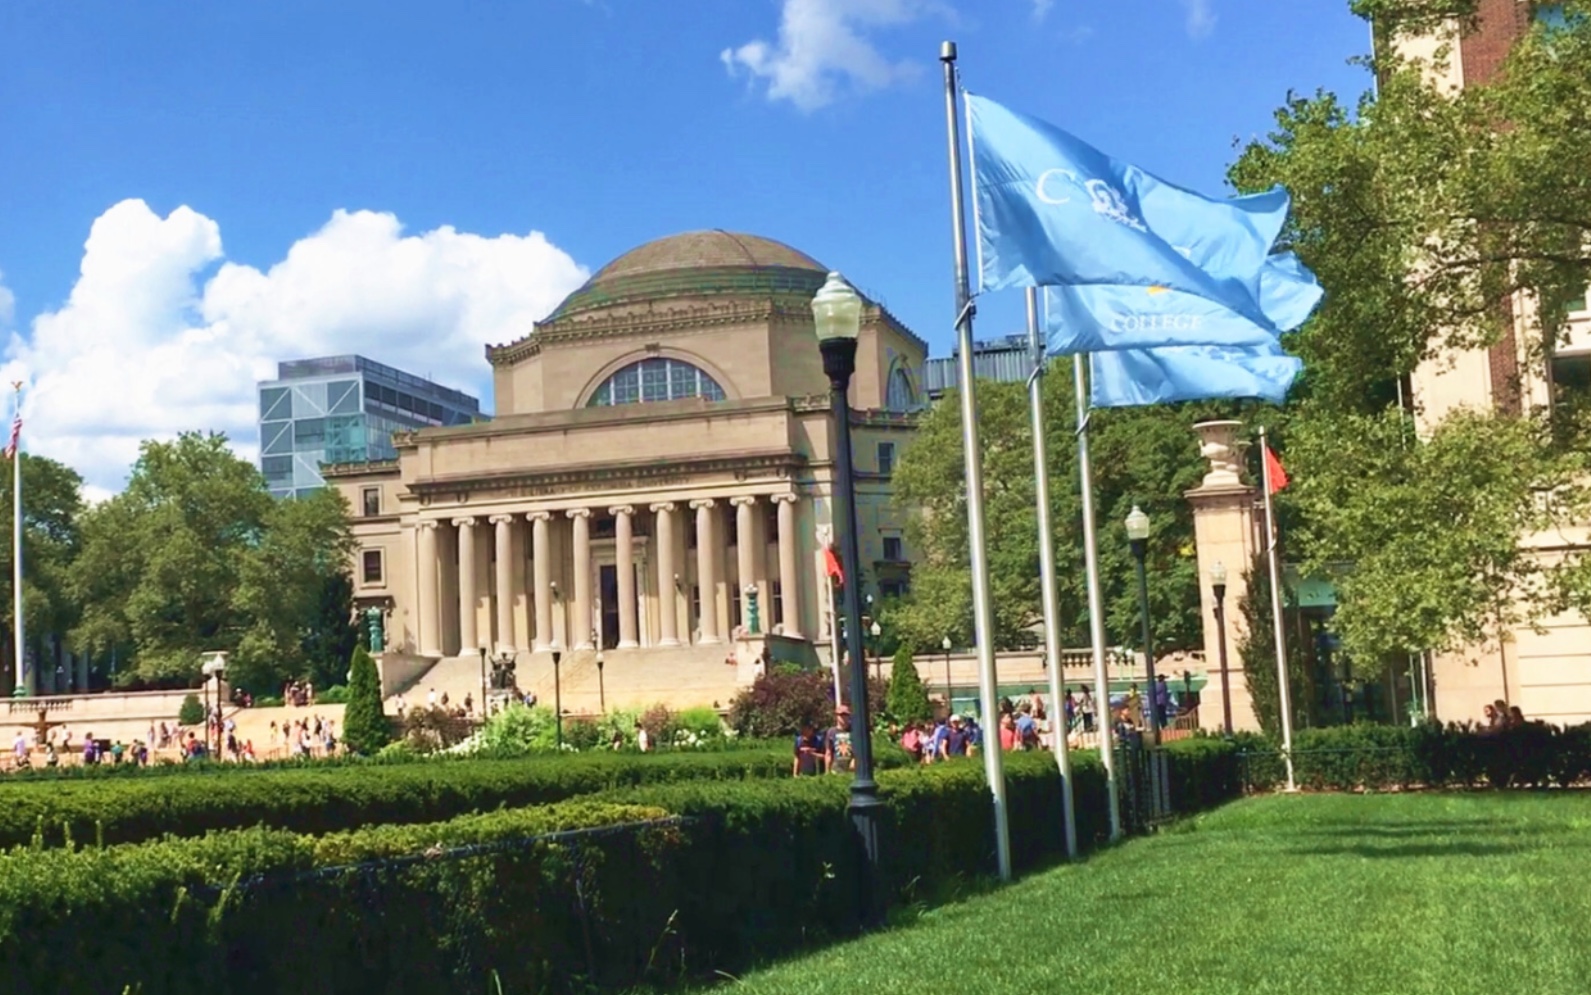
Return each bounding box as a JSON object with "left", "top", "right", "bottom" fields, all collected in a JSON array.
[{"left": 0, "top": 0, "right": 1371, "bottom": 494}]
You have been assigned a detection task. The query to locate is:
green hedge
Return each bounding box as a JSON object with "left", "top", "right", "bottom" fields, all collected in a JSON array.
[
  {"left": 1239, "top": 721, "right": 1591, "bottom": 792},
  {"left": 0, "top": 748, "right": 797, "bottom": 850},
  {"left": 0, "top": 740, "right": 1245, "bottom": 992}
]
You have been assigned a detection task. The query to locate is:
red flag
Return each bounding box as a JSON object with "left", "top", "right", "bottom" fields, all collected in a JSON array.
[
  {"left": 1264, "top": 442, "right": 1289, "bottom": 495},
  {"left": 823, "top": 546, "right": 844, "bottom": 584},
  {"left": 2, "top": 414, "right": 20, "bottom": 460}
]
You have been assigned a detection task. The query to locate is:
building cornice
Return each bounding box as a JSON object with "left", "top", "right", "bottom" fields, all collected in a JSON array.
[
  {"left": 393, "top": 395, "right": 798, "bottom": 450},
  {"left": 408, "top": 448, "right": 808, "bottom": 500},
  {"left": 323, "top": 459, "right": 401, "bottom": 479},
  {"left": 485, "top": 298, "right": 816, "bottom": 368}
]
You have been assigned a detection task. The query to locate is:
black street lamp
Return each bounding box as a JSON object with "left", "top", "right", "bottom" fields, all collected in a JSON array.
[
  {"left": 596, "top": 649, "right": 606, "bottom": 714},
  {"left": 551, "top": 642, "right": 564, "bottom": 750},
  {"left": 1210, "top": 561, "right": 1233, "bottom": 737},
  {"left": 813, "top": 271, "right": 882, "bottom": 914},
  {"left": 870, "top": 620, "right": 883, "bottom": 683},
  {"left": 1125, "top": 505, "right": 1160, "bottom": 744},
  {"left": 941, "top": 634, "right": 953, "bottom": 718}
]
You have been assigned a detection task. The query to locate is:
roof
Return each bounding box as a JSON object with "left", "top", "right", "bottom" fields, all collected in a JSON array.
[{"left": 544, "top": 229, "right": 830, "bottom": 322}]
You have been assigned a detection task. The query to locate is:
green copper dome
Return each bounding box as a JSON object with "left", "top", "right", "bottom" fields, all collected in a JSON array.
[{"left": 545, "top": 230, "right": 829, "bottom": 322}]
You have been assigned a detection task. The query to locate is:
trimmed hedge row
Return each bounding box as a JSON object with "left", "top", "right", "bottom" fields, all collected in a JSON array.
[
  {"left": 0, "top": 748, "right": 798, "bottom": 849},
  {"left": 1240, "top": 721, "right": 1591, "bottom": 792},
  {"left": 0, "top": 741, "right": 1240, "bottom": 993}
]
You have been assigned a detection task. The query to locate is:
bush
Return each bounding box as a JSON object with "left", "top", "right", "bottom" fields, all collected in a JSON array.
[
  {"left": 885, "top": 647, "right": 933, "bottom": 724},
  {"left": 341, "top": 645, "right": 389, "bottom": 755},
  {"left": 728, "top": 668, "right": 835, "bottom": 739},
  {"left": 401, "top": 705, "right": 474, "bottom": 753},
  {"left": 0, "top": 747, "right": 795, "bottom": 850},
  {"left": 314, "top": 684, "right": 350, "bottom": 704},
  {"left": 478, "top": 703, "right": 561, "bottom": 755},
  {"left": 177, "top": 693, "right": 204, "bottom": 726},
  {"left": 1237, "top": 720, "right": 1591, "bottom": 792}
]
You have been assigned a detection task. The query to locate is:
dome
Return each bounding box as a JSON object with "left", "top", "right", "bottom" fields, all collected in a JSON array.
[{"left": 545, "top": 230, "right": 829, "bottom": 322}]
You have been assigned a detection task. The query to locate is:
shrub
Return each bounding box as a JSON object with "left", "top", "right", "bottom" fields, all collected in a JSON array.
[
  {"left": 640, "top": 703, "right": 676, "bottom": 744},
  {"left": 885, "top": 647, "right": 933, "bottom": 724},
  {"left": 478, "top": 703, "right": 561, "bottom": 755},
  {"left": 401, "top": 705, "right": 474, "bottom": 753},
  {"left": 671, "top": 706, "right": 723, "bottom": 749},
  {"left": 728, "top": 668, "right": 834, "bottom": 739},
  {"left": 177, "top": 693, "right": 204, "bottom": 726},
  {"left": 341, "top": 645, "right": 389, "bottom": 755},
  {"left": 314, "top": 684, "right": 350, "bottom": 704}
]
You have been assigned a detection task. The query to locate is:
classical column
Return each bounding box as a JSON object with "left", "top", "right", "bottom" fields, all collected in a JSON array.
[
  {"left": 731, "top": 496, "right": 758, "bottom": 633},
  {"left": 529, "top": 512, "right": 553, "bottom": 652},
  {"left": 491, "top": 515, "right": 516, "bottom": 655},
  {"left": 453, "top": 517, "right": 479, "bottom": 655},
  {"left": 774, "top": 493, "right": 802, "bottom": 639},
  {"left": 418, "top": 520, "right": 442, "bottom": 656},
  {"left": 651, "top": 502, "right": 679, "bottom": 647},
  {"left": 610, "top": 506, "right": 639, "bottom": 648},
  {"left": 568, "top": 508, "right": 594, "bottom": 650},
  {"left": 691, "top": 499, "right": 721, "bottom": 644}
]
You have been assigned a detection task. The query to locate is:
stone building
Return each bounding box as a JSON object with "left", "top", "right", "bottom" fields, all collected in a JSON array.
[{"left": 326, "top": 230, "right": 926, "bottom": 709}]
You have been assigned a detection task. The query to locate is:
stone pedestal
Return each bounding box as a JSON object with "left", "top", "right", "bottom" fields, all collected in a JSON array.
[{"left": 1187, "top": 420, "right": 1263, "bottom": 732}]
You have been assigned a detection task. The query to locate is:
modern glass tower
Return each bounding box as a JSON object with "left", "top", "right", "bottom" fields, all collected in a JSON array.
[{"left": 258, "top": 355, "right": 483, "bottom": 499}]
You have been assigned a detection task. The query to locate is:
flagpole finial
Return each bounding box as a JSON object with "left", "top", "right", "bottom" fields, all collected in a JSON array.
[{"left": 940, "top": 40, "right": 957, "bottom": 62}]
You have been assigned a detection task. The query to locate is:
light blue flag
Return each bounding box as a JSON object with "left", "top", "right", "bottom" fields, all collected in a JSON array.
[
  {"left": 1043, "top": 251, "right": 1323, "bottom": 354},
  {"left": 1089, "top": 343, "right": 1303, "bottom": 408},
  {"left": 968, "top": 93, "right": 1288, "bottom": 325}
]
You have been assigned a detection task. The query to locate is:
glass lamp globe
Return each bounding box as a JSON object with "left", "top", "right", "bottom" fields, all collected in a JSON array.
[
  {"left": 1210, "top": 561, "right": 1228, "bottom": 587},
  {"left": 811, "top": 272, "right": 863, "bottom": 342},
  {"left": 1125, "top": 505, "right": 1150, "bottom": 542}
]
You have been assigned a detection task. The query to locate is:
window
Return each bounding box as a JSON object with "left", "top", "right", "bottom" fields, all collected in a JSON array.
[
  {"left": 587, "top": 358, "right": 726, "bottom": 408},
  {"left": 882, "top": 536, "right": 904, "bottom": 562},
  {"left": 881, "top": 580, "right": 907, "bottom": 600},
  {"left": 877, "top": 442, "right": 896, "bottom": 476},
  {"left": 361, "top": 549, "right": 384, "bottom": 585},
  {"left": 885, "top": 366, "right": 916, "bottom": 411},
  {"left": 362, "top": 487, "right": 381, "bottom": 517}
]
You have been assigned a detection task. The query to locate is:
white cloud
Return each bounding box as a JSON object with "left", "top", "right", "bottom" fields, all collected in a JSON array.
[
  {"left": 3, "top": 199, "right": 588, "bottom": 495},
  {"left": 721, "top": 0, "right": 943, "bottom": 111},
  {"left": 0, "top": 272, "right": 13, "bottom": 330},
  {"left": 1030, "top": 0, "right": 1055, "bottom": 23},
  {"left": 1180, "top": 0, "right": 1216, "bottom": 39}
]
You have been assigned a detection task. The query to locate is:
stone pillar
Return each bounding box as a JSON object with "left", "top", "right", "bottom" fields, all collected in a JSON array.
[
  {"left": 691, "top": 499, "right": 721, "bottom": 644},
  {"left": 418, "top": 520, "right": 442, "bottom": 656},
  {"left": 491, "top": 515, "right": 516, "bottom": 655},
  {"left": 1187, "top": 420, "right": 1261, "bottom": 732},
  {"left": 732, "top": 496, "right": 758, "bottom": 633},
  {"left": 529, "top": 512, "right": 553, "bottom": 652},
  {"left": 453, "top": 517, "right": 479, "bottom": 656},
  {"left": 568, "top": 508, "right": 594, "bottom": 650},
  {"left": 774, "top": 493, "right": 802, "bottom": 639},
  {"left": 611, "top": 506, "right": 639, "bottom": 648},
  {"left": 651, "top": 502, "right": 680, "bottom": 647}
]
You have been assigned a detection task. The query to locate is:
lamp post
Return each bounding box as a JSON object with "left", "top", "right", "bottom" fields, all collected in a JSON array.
[
  {"left": 200, "top": 654, "right": 227, "bottom": 759},
  {"left": 596, "top": 649, "right": 606, "bottom": 714},
  {"left": 550, "top": 642, "right": 563, "bottom": 751},
  {"left": 869, "top": 621, "right": 883, "bottom": 683},
  {"left": 1210, "top": 561, "right": 1233, "bottom": 736},
  {"left": 813, "top": 271, "right": 882, "bottom": 913},
  {"left": 1125, "top": 505, "right": 1160, "bottom": 744},
  {"left": 941, "top": 635, "right": 953, "bottom": 718}
]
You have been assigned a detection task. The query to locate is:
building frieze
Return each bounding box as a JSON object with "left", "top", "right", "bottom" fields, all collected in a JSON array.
[{"left": 407, "top": 449, "right": 809, "bottom": 504}]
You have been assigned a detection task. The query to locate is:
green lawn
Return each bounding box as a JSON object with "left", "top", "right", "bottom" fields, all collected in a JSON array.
[{"left": 708, "top": 793, "right": 1591, "bottom": 995}]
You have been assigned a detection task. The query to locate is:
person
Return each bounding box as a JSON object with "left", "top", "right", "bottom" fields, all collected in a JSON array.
[
  {"left": 1015, "top": 703, "right": 1038, "bottom": 750},
  {"left": 1481, "top": 703, "right": 1500, "bottom": 730},
  {"left": 824, "top": 707, "right": 851, "bottom": 774},
  {"left": 999, "top": 713, "right": 1018, "bottom": 751},
  {"left": 925, "top": 715, "right": 949, "bottom": 764},
  {"left": 44, "top": 743, "right": 58, "bottom": 767},
  {"left": 427, "top": 687, "right": 438, "bottom": 709},
  {"left": 1507, "top": 705, "right": 1526, "bottom": 729},
  {"left": 463, "top": 692, "right": 474, "bottom": 716},
  {"left": 1080, "top": 688, "right": 1096, "bottom": 733},
  {"left": 636, "top": 720, "right": 650, "bottom": 753},
  {"left": 1154, "top": 675, "right": 1172, "bottom": 729},
  {"left": 1125, "top": 684, "right": 1144, "bottom": 728},
  {"left": 901, "top": 721, "right": 923, "bottom": 764},
  {"left": 943, "top": 716, "right": 969, "bottom": 759},
  {"left": 792, "top": 720, "right": 823, "bottom": 776}
]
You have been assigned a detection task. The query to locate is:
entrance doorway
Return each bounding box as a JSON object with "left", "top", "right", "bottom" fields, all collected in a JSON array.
[{"left": 599, "top": 564, "right": 620, "bottom": 649}]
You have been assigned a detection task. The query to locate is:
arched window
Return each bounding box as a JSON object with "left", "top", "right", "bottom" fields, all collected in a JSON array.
[
  {"left": 586, "top": 357, "right": 727, "bottom": 408},
  {"left": 886, "top": 366, "right": 917, "bottom": 411}
]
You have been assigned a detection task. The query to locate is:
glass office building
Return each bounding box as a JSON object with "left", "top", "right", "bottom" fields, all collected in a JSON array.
[{"left": 258, "top": 355, "right": 483, "bottom": 499}]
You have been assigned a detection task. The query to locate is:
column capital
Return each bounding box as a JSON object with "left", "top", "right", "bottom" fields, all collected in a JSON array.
[
  {"left": 729, "top": 496, "right": 759, "bottom": 508},
  {"left": 488, "top": 514, "right": 515, "bottom": 526},
  {"left": 566, "top": 507, "right": 592, "bottom": 520},
  {"left": 526, "top": 510, "right": 553, "bottom": 523},
  {"left": 451, "top": 516, "right": 478, "bottom": 527},
  {"left": 417, "top": 519, "right": 440, "bottom": 531},
  {"left": 771, "top": 492, "right": 800, "bottom": 505},
  {"left": 649, "top": 501, "right": 677, "bottom": 514},
  {"left": 689, "top": 498, "right": 716, "bottom": 510},
  {"left": 608, "top": 505, "right": 635, "bottom": 517}
]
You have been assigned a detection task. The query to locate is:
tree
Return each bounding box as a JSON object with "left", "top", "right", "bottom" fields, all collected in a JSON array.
[
  {"left": 342, "top": 645, "right": 389, "bottom": 755},
  {"left": 884, "top": 646, "right": 932, "bottom": 724},
  {"left": 889, "top": 377, "right": 1220, "bottom": 656},
  {"left": 0, "top": 454, "right": 85, "bottom": 688},
  {"left": 1235, "top": 551, "right": 1314, "bottom": 740},
  {"left": 177, "top": 693, "right": 204, "bottom": 727}
]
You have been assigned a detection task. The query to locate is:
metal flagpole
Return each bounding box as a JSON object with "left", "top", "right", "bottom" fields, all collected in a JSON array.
[
  {"left": 941, "top": 40, "right": 1011, "bottom": 880},
  {"left": 1259, "top": 425, "right": 1297, "bottom": 791},
  {"left": 827, "top": 574, "right": 844, "bottom": 707},
  {"left": 1072, "top": 355, "right": 1122, "bottom": 839},
  {"left": 1027, "top": 288, "right": 1077, "bottom": 858},
  {"left": 10, "top": 383, "right": 24, "bottom": 697}
]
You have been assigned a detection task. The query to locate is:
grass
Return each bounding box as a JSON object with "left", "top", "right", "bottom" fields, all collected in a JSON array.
[{"left": 705, "top": 792, "right": 1591, "bottom": 995}]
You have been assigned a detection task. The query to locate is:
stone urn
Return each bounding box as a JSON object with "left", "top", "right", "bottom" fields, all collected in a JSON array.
[{"left": 1192, "top": 420, "right": 1249, "bottom": 489}]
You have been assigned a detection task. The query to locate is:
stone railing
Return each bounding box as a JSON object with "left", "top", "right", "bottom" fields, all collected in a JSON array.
[{"left": 4, "top": 689, "right": 194, "bottom": 721}]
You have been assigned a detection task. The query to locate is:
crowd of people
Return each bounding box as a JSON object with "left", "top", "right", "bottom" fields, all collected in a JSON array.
[{"left": 1480, "top": 700, "right": 1528, "bottom": 731}]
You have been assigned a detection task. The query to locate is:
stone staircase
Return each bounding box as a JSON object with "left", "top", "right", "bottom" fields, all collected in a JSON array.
[{"left": 398, "top": 645, "right": 745, "bottom": 717}]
